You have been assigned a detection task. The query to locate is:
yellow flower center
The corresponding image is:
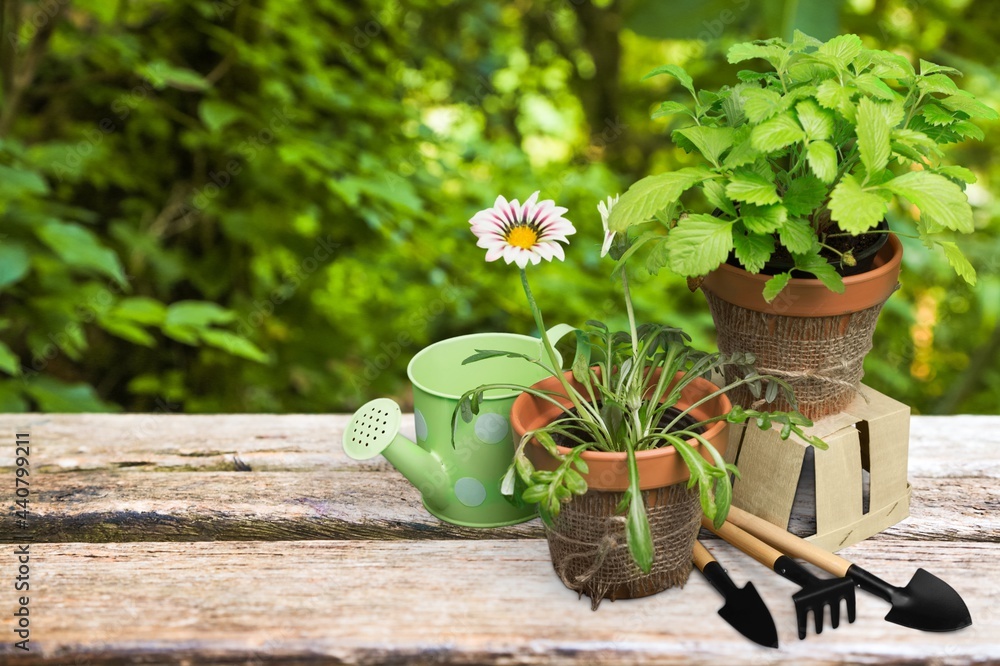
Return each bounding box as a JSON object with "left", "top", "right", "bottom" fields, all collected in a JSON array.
[{"left": 506, "top": 225, "right": 538, "bottom": 250}]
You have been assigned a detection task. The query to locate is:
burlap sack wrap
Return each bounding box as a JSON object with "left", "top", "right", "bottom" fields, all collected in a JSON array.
[
  {"left": 544, "top": 482, "right": 700, "bottom": 610},
  {"left": 703, "top": 287, "right": 887, "bottom": 419}
]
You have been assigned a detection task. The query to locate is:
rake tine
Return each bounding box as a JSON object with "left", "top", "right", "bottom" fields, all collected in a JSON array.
[
  {"left": 814, "top": 604, "right": 825, "bottom": 635},
  {"left": 797, "top": 609, "right": 808, "bottom": 640},
  {"left": 830, "top": 598, "right": 841, "bottom": 629},
  {"left": 848, "top": 592, "right": 857, "bottom": 623}
]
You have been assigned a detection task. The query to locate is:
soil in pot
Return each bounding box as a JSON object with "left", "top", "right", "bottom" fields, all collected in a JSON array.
[{"left": 725, "top": 219, "right": 890, "bottom": 277}]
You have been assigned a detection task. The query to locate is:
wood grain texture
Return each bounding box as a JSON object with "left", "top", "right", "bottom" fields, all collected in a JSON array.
[
  {"left": 0, "top": 414, "right": 997, "bottom": 544},
  {"left": 0, "top": 538, "right": 997, "bottom": 665},
  {"left": 0, "top": 414, "right": 997, "bottom": 664}
]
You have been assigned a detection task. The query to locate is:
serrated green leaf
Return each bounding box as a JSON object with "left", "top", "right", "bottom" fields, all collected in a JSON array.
[
  {"left": 935, "top": 165, "right": 977, "bottom": 184},
  {"left": 818, "top": 34, "right": 863, "bottom": 67},
  {"left": 727, "top": 42, "right": 786, "bottom": 68},
  {"left": 741, "top": 88, "right": 785, "bottom": 123},
  {"left": 794, "top": 250, "right": 845, "bottom": 292},
  {"left": 673, "top": 126, "right": 734, "bottom": 167},
  {"left": 722, "top": 125, "right": 759, "bottom": 169},
  {"left": 643, "top": 64, "right": 696, "bottom": 98},
  {"left": 883, "top": 171, "right": 973, "bottom": 233},
  {"left": 763, "top": 272, "right": 792, "bottom": 302},
  {"left": 667, "top": 214, "right": 734, "bottom": 276},
  {"left": 806, "top": 140, "right": 838, "bottom": 183},
  {"left": 921, "top": 104, "right": 958, "bottom": 126},
  {"left": 645, "top": 238, "right": 671, "bottom": 275},
  {"left": 200, "top": 329, "right": 270, "bottom": 363},
  {"left": 651, "top": 100, "right": 694, "bottom": 119},
  {"left": 608, "top": 167, "right": 713, "bottom": 232},
  {"left": 777, "top": 219, "right": 816, "bottom": 254},
  {"left": 919, "top": 59, "right": 962, "bottom": 76},
  {"left": 790, "top": 30, "right": 823, "bottom": 51},
  {"left": 796, "top": 100, "right": 833, "bottom": 141},
  {"left": 0, "top": 341, "right": 21, "bottom": 376},
  {"left": 733, "top": 229, "right": 775, "bottom": 273},
  {"left": 703, "top": 179, "right": 737, "bottom": 217},
  {"left": 940, "top": 93, "right": 999, "bottom": 120},
  {"left": 917, "top": 73, "right": 960, "bottom": 96},
  {"left": 815, "top": 79, "right": 855, "bottom": 119},
  {"left": 854, "top": 73, "right": 897, "bottom": 100},
  {"left": 726, "top": 170, "right": 780, "bottom": 205},
  {"left": 740, "top": 203, "right": 787, "bottom": 233},
  {"left": 0, "top": 244, "right": 30, "bottom": 289},
  {"left": 871, "top": 51, "right": 915, "bottom": 79},
  {"left": 35, "top": 220, "right": 127, "bottom": 285},
  {"left": 782, "top": 176, "right": 827, "bottom": 216},
  {"left": 856, "top": 98, "right": 892, "bottom": 176},
  {"left": 952, "top": 120, "right": 985, "bottom": 141},
  {"left": 751, "top": 113, "right": 805, "bottom": 152},
  {"left": 938, "top": 241, "right": 977, "bottom": 285},
  {"left": 828, "top": 174, "right": 888, "bottom": 234}
]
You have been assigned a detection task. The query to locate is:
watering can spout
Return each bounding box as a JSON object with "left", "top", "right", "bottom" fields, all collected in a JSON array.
[{"left": 342, "top": 398, "right": 451, "bottom": 511}]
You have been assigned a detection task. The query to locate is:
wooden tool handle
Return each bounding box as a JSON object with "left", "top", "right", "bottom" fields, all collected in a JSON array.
[
  {"left": 726, "top": 506, "right": 851, "bottom": 577},
  {"left": 692, "top": 540, "right": 714, "bottom": 572},
  {"left": 700, "top": 516, "right": 783, "bottom": 570}
]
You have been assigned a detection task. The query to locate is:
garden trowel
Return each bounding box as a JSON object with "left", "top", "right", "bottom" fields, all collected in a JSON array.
[
  {"left": 693, "top": 540, "right": 779, "bottom": 648},
  {"left": 725, "top": 506, "right": 972, "bottom": 632}
]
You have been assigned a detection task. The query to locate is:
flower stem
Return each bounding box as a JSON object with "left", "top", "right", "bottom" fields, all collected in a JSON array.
[
  {"left": 621, "top": 270, "right": 639, "bottom": 356},
  {"left": 520, "top": 268, "right": 596, "bottom": 423}
]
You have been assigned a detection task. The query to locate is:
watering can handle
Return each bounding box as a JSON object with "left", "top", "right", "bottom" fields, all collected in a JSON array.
[{"left": 544, "top": 323, "right": 577, "bottom": 347}]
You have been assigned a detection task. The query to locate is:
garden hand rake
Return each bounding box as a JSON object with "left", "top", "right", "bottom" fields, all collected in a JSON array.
[{"left": 702, "top": 516, "right": 856, "bottom": 640}]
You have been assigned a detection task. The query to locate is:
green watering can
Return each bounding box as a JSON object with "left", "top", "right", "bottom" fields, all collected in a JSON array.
[{"left": 343, "top": 325, "right": 573, "bottom": 527}]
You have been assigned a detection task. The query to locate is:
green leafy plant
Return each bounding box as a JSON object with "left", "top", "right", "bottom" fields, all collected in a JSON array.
[
  {"left": 608, "top": 32, "right": 997, "bottom": 300},
  {"left": 459, "top": 192, "right": 826, "bottom": 572}
]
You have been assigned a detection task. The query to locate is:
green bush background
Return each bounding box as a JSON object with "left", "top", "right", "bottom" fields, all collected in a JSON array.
[{"left": 1, "top": 0, "right": 998, "bottom": 415}]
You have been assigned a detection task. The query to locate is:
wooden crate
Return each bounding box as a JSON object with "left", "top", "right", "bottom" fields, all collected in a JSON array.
[{"left": 723, "top": 384, "right": 911, "bottom": 552}]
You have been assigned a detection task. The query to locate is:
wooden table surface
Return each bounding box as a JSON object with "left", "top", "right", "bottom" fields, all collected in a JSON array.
[{"left": 0, "top": 413, "right": 998, "bottom": 665}]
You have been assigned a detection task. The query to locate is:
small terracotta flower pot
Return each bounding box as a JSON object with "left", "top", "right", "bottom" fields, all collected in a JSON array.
[
  {"left": 510, "top": 369, "right": 731, "bottom": 490},
  {"left": 701, "top": 234, "right": 902, "bottom": 419},
  {"left": 509, "top": 368, "right": 731, "bottom": 608}
]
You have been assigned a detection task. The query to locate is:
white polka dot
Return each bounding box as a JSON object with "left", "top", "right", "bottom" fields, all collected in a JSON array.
[
  {"left": 414, "top": 409, "right": 428, "bottom": 441},
  {"left": 454, "top": 477, "right": 487, "bottom": 507},
  {"left": 474, "top": 413, "right": 509, "bottom": 445}
]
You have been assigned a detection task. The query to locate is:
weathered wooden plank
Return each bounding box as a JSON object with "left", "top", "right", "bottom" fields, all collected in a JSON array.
[
  {"left": 2, "top": 414, "right": 997, "bottom": 477},
  {"left": 0, "top": 538, "right": 997, "bottom": 665},
  {"left": 0, "top": 467, "right": 995, "bottom": 544},
  {"left": 0, "top": 415, "right": 997, "bottom": 543}
]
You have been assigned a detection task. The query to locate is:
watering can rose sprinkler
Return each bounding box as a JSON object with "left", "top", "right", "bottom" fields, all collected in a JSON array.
[{"left": 343, "top": 192, "right": 577, "bottom": 527}]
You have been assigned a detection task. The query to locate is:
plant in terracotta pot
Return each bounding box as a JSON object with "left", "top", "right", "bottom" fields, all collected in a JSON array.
[
  {"left": 607, "top": 32, "right": 997, "bottom": 418},
  {"left": 459, "top": 192, "right": 826, "bottom": 609}
]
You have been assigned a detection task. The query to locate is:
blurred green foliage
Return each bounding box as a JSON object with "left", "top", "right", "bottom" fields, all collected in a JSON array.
[{"left": 0, "top": 0, "right": 997, "bottom": 414}]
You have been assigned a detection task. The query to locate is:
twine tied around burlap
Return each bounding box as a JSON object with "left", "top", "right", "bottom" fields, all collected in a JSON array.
[
  {"left": 544, "top": 482, "right": 700, "bottom": 610},
  {"left": 703, "top": 288, "right": 894, "bottom": 419}
]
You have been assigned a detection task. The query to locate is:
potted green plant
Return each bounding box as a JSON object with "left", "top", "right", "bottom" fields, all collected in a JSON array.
[
  {"left": 607, "top": 32, "right": 996, "bottom": 418},
  {"left": 460, "top": 192, "right": 826, "bottom": 609}
]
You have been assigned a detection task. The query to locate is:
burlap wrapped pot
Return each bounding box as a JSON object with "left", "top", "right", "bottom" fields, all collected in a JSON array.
[
  {"left": 510, "top": 368, "right": 731, "bottom": 609},
  {"left": 700, "top": 235, "right": 903, "bottom": 420}
]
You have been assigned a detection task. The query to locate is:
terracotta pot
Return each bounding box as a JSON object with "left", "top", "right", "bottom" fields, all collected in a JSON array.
[
  {"left": 510, "top": 368, "right": 731, "bottom": 608},
  {"left": 703, "top": 234, "right": 902, "bottom": 318},
  {"left": 701, "top": 234, "right": 902, "bottom": 419},
  {"left": 510, "top": 369, "right": 731, "bottom": 491}
]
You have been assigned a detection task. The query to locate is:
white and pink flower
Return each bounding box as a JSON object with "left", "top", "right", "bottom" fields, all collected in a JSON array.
[{"left": 469, "top": 192, "right": 575, "bottom": 268}]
